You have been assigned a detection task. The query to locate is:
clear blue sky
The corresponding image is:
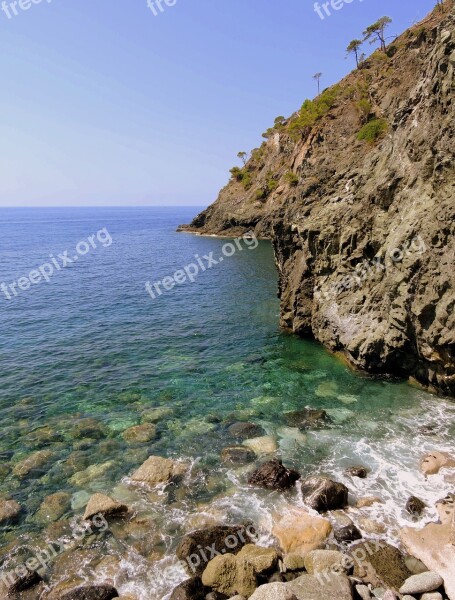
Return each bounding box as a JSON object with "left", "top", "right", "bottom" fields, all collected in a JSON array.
[{"left": 0, "top": 0, "right": 437, "bottom": 207}]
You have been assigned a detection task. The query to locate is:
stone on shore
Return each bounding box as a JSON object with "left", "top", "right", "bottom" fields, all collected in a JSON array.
[
  {"left": 401, "top": 522, "right": 455, "bottom": 599},
  {"left": 0, "top": 498, "right": 22, "bottom": 525},
  {"left": 0, "top": 569, "right": 42, "bottom": 598},
  {"left": 169, "top": 577, "right": 209, "bottom": 600},
  {"left": 46, "top": 583, "right": 119, "bottom": 600},
  {"left": 301, "top": 477, "right": 348, "bottom": 512},
  {"left": 130, "top": 455, "right": 186, "bottom": 487},
  {"left": 249, "top": 583, "right": 298, "bottom": 599},
  {"left": 356, "top": 584, "right": 372, "bottom": 600},
  {"left": 344, "top": 466, "right": 369, "bottom": 479},
  {"left": 237, "top": 544, "right": 279, "bottom": 574},
  {"left": 421, "top": 594, "right": 443, "bottom": 600},
  {"left": 83, "top": 493, "right": 128, "bottom": 521},
  {"left": 399, "top": 572, "right": 444, "bottom": 595},
  {"left": 287, "top": 573, "right": 353, "bottom": 600},
  {"left": 248, "top": 459, "right": 300, "bottom": 490},
  {"left": 351, "top": 542, "right": 411, "bottom": 592},
  {"left": 304, "top": 549, "right": 349, "bottom": 575},
  {"left": 419, "top": 451, "right": 455, "bottom": 476},
  {"left": 272, "top": 509, "right": 332, "bottom": 556},
  {"left": 282, "top": 554, "right": 306, "bottom": 572},
  {"left": 176, "top": 524, "right": 253, "bottom": 576},
  {"left": 334, "top": 523, "right": 362, "bottom": 544}
]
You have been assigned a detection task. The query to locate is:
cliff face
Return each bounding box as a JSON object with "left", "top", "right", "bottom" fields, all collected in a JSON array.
[{"left": 179, "top": 5, "right": 455, "bottom": 396}]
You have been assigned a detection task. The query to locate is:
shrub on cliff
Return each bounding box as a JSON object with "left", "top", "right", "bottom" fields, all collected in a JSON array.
[
  {"left": 288, "top": 86, "right": 340, "bottom": 138},
  {"left": 357, "top": 118, "right": 388, "bottom": 143}
]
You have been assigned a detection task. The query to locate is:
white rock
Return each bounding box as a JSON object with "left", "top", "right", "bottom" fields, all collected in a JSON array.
[{"left": 399, "top": 572, "right": 444, "bottom": 595}]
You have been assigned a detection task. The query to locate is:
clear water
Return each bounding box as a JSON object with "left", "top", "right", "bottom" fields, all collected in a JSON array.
[{"left": 0, "top": 207, "right": 454, "bottom": 599}]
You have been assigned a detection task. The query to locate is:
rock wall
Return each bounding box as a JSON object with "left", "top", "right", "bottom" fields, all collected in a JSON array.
[{"left": 179, "top": 4, "right": 455, "bottom": 396}]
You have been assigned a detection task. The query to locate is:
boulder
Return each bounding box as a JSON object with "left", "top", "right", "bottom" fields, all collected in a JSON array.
[
  {"left": 401, "top": 522, "right": 455, "bottom": 599},
  {"left": 249, "top": 583, "right": 298, "bottom": 600},
  {"left": 234, "top": 557, "right": 258, "bottom": 597},
  {"left": 301, "top": 477, "right": 348, "bottom": 512},
  {"left": 176, "top": 524, "right": 253, "bottom": 576},
  {"left": 83, "top": 493, "right": 128, "bottom": 520},
  {"left": 287, "top": 573, "right": 354, "bottom": 599},
  {"left": 334, "top": 524, "right": 362, "bottom": 544},
  {"left": 130, "top": 455, "right": 186, "bottom": 487},
  {"left": 355, "top": 585, "right": 372, "bottom": 600},
  {"left": 72, "top": 418, "right": 108, "bottom": 439},
  {"left": 283, "top": 409, "right": 331, "bottom": 430},
  {"left": 405, "top": 496, "right": 426, "bottom": 517},
  {"left": 35, "top": 492, "right": 71, "bottom": 524},
  {"left": 419, "top": 452, "right": 455, "bottom": 476},
  {"left": 169, "top": 577, "right": 210, "bottom": 600},
  {"left": 243, "top": 436, "right": 278, "bottom": 456},
  {"left": 221, "top": 446, "right": 256, "bottom": 465},
  {"left": 45, "top": 583, "right": 119, "bottom": 600},
  {"left": 283, "top": 554, "right": 306, "bottom": 572},
  {"left": 12, "top": 450, "right": 53, "bottom": 479},
  {"left": 200, "top": 554, "right": 237, "bottom": 596},
  {"left": 304, "top": 549, "right": 350, "bottom": 575},
  {"left": 0, "top": 498, "right": 22, "bottom": 525},
  {"left": 420, "top": 594, "right": 443, "bottom": 600},
  {"left": 228, "top": 422, "right": 266, "bottom": 440},
  {"left": 141, "top": 407, "right": 173, "bottom": 423},
  {"left": 248, "top": 460, "right": 300, "bottom": 490},
  {"left": 344, "top": 466, "right": 369, "bottom": 479},
  {"left": 351, "top": 542, "right": 411, "bottom": 592},
  {"left": 399, "top": 572, "right": 444, "bottom": 595},
  {"left": 70, "top": 461, "right": 115, "bottom": 487},
  {"left": 122, "top": 424, "right": 157, "bottom": 443},
  {"left": 435, "top": 493, "right": 454, "bottom": 525},
  {"left": 0, "top": 570, "right": 42, "bottom": 597},
  {"left": 356, "top": 497, "right": 383, "bottom": 508},
  {"left": 237, "top": 544, "right": 279, "bottom": 574},
  {"left": 272, "top": 509, "right": 332, "bottom": 556}
]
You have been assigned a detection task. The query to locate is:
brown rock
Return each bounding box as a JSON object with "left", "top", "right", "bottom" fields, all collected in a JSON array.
[
  {"left": 83, "top": 493, "right": 128, "bottom": 521},
  {"left": 248, "top": 459, "right": 300, "bottom": 490},
  {"left": 122, "top": 424, "right": 157, "bottom": 443},
  {"left": 0, "top": 498, "right": 22, "bottom": 525},
  {"left": 272, "top": 509, "right": 332, "bottom": 556},
  {"left": 420, "top": 452, "right": 455, "bottom": 476},
  {"left": 301, "top": 477, "right": 349, "bottom": 512},
  {"left": 130, "top": 455, "right": 186, "bottom": 487},
  {"left": 12, "top": 450, "right": 53, "bottom": 479}
]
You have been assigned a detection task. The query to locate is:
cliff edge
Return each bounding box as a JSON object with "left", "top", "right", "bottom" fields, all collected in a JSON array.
[{"left": 179, "top": 4, "right": 455, "bottom": 396}]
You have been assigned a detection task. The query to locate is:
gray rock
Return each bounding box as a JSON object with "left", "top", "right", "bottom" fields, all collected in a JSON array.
[
  {"left": 399, "top": 572, "right": 444, "bottom": 595},
  {"left": 287, "top": 573, "right": 353, "bottom": 599},
  {"left": 420, "top": 593, "right": 443, "bottom": 600},
  {"left": 249, "top": 584, "right": 297, "bottom": 600},
  {"left": 0, "top": 498, "right": 22, "bottom": 525},
  {"left": 355, "top": 585, "right": 372, "bottom": 600},
  {"left": 402, "top": 597, "right": 417, "bottom": 600}
]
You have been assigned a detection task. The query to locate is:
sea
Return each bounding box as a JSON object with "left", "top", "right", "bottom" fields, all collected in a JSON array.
[{"left": 0, "top": 207, "right": 453, "bottom": 599}]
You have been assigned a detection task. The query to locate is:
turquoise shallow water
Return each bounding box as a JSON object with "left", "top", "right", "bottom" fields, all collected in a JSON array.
[{"left": 0, "top": 207, "right": 454, "bottom": 599}]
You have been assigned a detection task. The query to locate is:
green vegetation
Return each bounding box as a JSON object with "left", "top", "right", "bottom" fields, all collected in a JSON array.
[
  {"left": 229, "top": 166, "right": 253, "bottom": 190},
  {"left": 357, "top": 118, "right": 388, "bottom": 143},
  {"left": 356, "top": 98, "right": 372, "bottom": 123},
  {"left": 285, "top": 171, "right": 299, "bottom": 187},
  {"left": 288, "top": 86, "right": 340, "bottom": 138},
  {"left": 237, "top": 151, "right": 248, "bottom": 166}
]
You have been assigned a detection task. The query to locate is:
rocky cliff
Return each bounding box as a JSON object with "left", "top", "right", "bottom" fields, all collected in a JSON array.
[{"left": 179, "top": 4, "right": 455, "bottom": 396}]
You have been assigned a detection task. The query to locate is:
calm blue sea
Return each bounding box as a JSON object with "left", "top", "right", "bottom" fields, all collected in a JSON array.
[{"left": 0, "top": 207, "right": 453, "bottom": 599}]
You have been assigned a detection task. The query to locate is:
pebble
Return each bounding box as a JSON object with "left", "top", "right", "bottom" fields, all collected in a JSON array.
[
  {"left": 399, "top": 572, "right": 444, "bottom": 595},
  {"left": 356, "top": 584, "right": 372, "bottom": 600}
]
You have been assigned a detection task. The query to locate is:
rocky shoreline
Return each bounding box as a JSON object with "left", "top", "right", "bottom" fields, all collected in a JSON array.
[{"left": 1, "top": 412, "right": 454, "bottom": 600}]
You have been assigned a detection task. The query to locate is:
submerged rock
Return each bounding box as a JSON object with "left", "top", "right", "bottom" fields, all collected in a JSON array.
[
  {"left": 46, "top": 583, "right": 119, "bottom": 600},
  {"left": 0, "top": 498, "right": 22, "bottom": 525},
  {"left": 12, "top": 450, "right": 53, "bottom": 479},
  {"left": 121, "top": 423, "right": 157, "bottom": 443},
  {"left": 283, "top": 408, "right": 331, "bottom": 430},
  {"left": 248, "top": 459, "right": 300, "bottom": 490},
  {"left": 243, "top": 436, "right": 278, "bottom": 456},
  {"left": 344, "top": 466, "right": 369, "bottom": 479},
  {"left": 301, "top": 477, "right": 349, "bottom": 512},
  {"left": 130, "top": 455, "right": 186, "bottom": 487},
  {"left": 228, "top": 422, "right": 266, "bottom": 440},
  {"left": 35, "top": 492, "right": 71, "bottom": 524},
  {"left": 221, "top": 446, "right": 256, "bottom": 465},
  {"left": 72, "top": 418, "right": 108, "bottom": 440}
]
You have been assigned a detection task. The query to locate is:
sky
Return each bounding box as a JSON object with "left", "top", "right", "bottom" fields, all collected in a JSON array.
[{"left": 0, "top": 0, "right": 438, "bottom": 207}]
